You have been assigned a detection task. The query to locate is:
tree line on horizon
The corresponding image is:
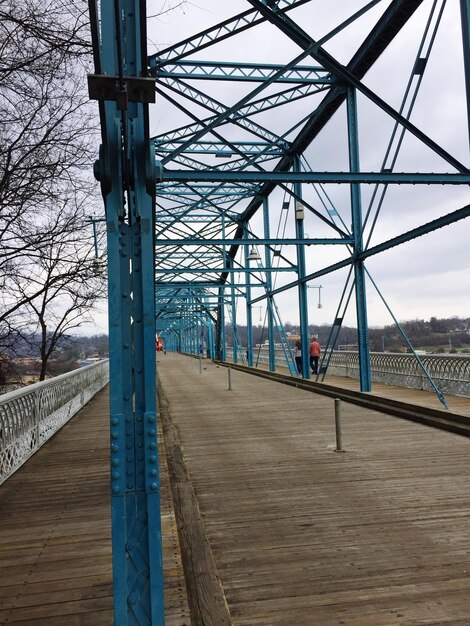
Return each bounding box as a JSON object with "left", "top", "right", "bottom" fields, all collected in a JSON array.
[{"left": 225, "top": 316, "right": 470, "bottom": 354}]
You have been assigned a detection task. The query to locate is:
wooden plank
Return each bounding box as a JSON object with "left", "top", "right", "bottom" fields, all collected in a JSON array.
[
  {"left": 0, "top": 386, "right": 191, "bottom": 625},
  {"left": 158, "top": 353, "right": 470, "bottom": 626},
  {"left": 158, "top": 380, "right": 232, "bottom": 626}
]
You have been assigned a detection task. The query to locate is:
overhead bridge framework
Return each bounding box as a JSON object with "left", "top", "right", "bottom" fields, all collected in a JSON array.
[{"left": 87, "top": 0, "right": 470, "bottom": 623}]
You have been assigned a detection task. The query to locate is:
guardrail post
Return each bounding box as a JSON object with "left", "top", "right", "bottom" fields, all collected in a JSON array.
[
  {"left": 334, "top": 398, "right": 343, "bottom": 452},
  {"left": 228, "top": 366, "right": 232, "bottom": 391},
  {"left": 34, "top": 391, "right": 40, "bottom": 449}
]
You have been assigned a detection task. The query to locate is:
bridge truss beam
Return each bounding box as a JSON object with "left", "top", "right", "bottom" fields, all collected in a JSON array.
[{"left": 88, "top": 0, "right": 470, "bottom": 622}]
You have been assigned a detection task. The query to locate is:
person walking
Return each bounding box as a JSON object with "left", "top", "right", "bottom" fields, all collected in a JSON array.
[
  {"left": 294, "top": 340, "right": 302, "bottom": 374},
  {"left": 309, "top": 336, "right": 321, "bottom": 375}
]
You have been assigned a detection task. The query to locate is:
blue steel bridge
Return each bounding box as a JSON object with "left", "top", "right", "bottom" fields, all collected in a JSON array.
[{"left": 2, "top": 1, "right": 470, "bottom": 624}]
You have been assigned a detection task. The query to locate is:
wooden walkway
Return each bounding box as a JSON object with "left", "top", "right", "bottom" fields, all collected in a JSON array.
[
  {"left": 1, "top": 355, "right": 470, "bottom": 624},
  {"left": 158, "top": 353, "right": 470, "bottom": 626},
  {"left": 0, "top": 388, "right": 190, "bottom": 625},
  {"left": 245, "top": 360, "right": 470, "bottom": 417}
]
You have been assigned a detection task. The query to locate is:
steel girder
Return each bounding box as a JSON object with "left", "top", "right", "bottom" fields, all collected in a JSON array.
[
  {"left": 87, "top": 0, "right": 164, "bottom": 624},
  {"left": 88, "top": 0, "right": 470, "bottom": 621},
  {"left": 154, "top": 0, "right": 469, "bottom": 396}
]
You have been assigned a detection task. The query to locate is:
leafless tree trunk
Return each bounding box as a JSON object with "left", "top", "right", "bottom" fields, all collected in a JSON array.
[{"left": 0, "top": 0, "right": 103, "bottom": 365}]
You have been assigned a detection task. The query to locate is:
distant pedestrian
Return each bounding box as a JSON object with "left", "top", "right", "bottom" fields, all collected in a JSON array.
[
  {"left": 309, "top": 336, "right": 321, "bottom": 375},
  {"left": 294, "top": 340, "right": 302, "bottom": 373}
]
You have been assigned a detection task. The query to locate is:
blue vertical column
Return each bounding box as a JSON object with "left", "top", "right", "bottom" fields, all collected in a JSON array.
[
  {"left": 206, "top": 298, "right": 215, "bottom": 359},
  {"left": 216, "top": 288, "right": 226, "bottom": 361},
  {"left": 230, "top": 261, "right": 238, "bottom": 364},
  {"left": 263, "top": 197, "right": 276, "bottom": 372},
  {"left": 176, "top": 329, "right": 181, "bottom": 352},
  {"left": 461, "top": 0, "right": 470, "bottom": 150},
  {"left": 190, "top": 295, "right": 196, "bottom": 354},
  {"left": 294, "top": 155, "right": 310, "bottom": 379},
  {"left": 96, "top": 1, "right": 164, "bottom": 623},
  {"left": 221, "top": 213, "right": 227, "bottom": 362},
  {"left": 244, "top": 224, "right": 254, "bottom": 367},
  {"left": 347, "top": 86, "right": 371, "bottom": 391}
]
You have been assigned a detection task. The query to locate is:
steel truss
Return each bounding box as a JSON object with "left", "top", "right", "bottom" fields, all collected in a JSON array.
[{"left": 88, "top": 0, "right": 470, "bottom": 623}]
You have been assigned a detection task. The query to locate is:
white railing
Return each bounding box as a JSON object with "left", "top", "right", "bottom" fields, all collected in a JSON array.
[
  {"left": 0, "top": 360, "right": 109, "bottom": 484},
  {"left": 328, "top": 351, "right": 470, "bottom": 396},
  {"left": 225, "top": 349, "right": 470, "bottom": 396}
]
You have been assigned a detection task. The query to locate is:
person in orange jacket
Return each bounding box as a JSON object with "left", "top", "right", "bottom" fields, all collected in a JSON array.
[{"left": 309, "top": 336, "right": 321, "bottom": 375}]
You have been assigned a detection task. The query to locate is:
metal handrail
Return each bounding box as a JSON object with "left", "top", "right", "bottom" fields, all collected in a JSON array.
[
  {"left": 0, "top": 360, "right": 109, "bottom": 484},
  {"left": 226, "top": 349, "right": 470, "bottom": 397}
]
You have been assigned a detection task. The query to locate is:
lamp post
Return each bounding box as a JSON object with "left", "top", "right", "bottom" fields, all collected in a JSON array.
[{"left": 307, "top": 284, "right": 323, "bottom": 308}]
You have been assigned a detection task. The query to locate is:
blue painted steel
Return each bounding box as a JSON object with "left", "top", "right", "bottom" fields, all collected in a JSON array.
[
  {"left": 230, "top": 261, "right": 238, "bottom": 364},
  {"left": 263, "top": 198, "right": 276, "bottom": 372},
  {"left": 293, "top": 156, "right": 310, "bottom": 380},
  {"left": 90, "top": 0, "right": 164, "bottom": 622},
  {"left": 89, "top": 9, "right": 470, "bottom": 599},
  {"left": 249, "top": 203, "right": 470, "bottom": 305},
  {"left": 244, "top": 227, "right": 254, "bottom": 368},
  {"left": 347, "top": 87, "right": 371, "bottom": 392},
  {"left": 154, "top": 238, "right": 352, "bottom": 246},
  {"left": 148, "top": 1, "right": 311, "bottom": 67},
  {"left": 155, "top": 267, "right": 295, "bottom": 274},
  {"left": 164, "top": 170, "right": 470, "bottom": 184},
  {"left": 247, "top": 0, "right": 468, "bottom": 174},
  {"left": 152, "top": 60, "right": 330, "bottom": 84}
]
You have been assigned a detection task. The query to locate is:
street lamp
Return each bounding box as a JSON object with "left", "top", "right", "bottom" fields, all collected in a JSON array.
[
  {"left": 246, "top": 246, "right": 262, "bottom": 262},
  {"left": 307, "top": 284, "right": 323, "bottom": 308}
]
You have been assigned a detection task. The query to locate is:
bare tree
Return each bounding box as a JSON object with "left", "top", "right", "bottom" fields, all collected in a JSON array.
[
  {"left": 0, "top": 0, "right": 103, "bottom": 368},
  {"left": 10, "top": 204, "right": 106, "bottom": 380}
]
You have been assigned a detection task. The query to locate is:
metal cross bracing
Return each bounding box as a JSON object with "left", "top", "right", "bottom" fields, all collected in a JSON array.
[
  {"left": 87, "top": 0, "right": 470, "bottom": 622},
  {"left": 154, "top": 0, "right": 470, "bottom": 393}
]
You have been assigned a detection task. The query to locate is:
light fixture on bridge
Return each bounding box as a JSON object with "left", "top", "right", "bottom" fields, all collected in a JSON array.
[{"left": 246, "top": 246, "right": 262, "bottom": 262}]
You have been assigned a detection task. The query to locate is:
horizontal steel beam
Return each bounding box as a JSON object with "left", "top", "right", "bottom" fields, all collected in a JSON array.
[
  {"left": 155, "top": 267, "right": 296, "bottom": 274},
  {"left": 155, "top": 60, "right": 331, "bottom": 84},
  {"left": 163, "top": 170, "right": 470, "bottom": 184},
  {"left": 156, "top": 282, "right": 259, "bottom": 288},
  {"left": 155, "top": 238, "right": 352, "bottom": 246},
  {"left": 249, "top": 202, "right": 470, "bottom": 303}
]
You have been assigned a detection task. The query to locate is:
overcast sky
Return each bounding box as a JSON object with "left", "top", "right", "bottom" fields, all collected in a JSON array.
[{"left": 86, "top": 0, "right": 470, "bottom": 334}]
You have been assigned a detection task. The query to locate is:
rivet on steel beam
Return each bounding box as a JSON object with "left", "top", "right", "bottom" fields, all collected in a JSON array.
[
  {"left": 149, "top": 455, "right": 157, "bottom": 463},
  {"left": 112, "top": 458, "right": 120, "bottom": 466},
  {"left": 150, "top": 469, "right": 157, "bottom": 477},
  {"left": 149, "top": 442, "right": 156, "bottom": 450},
  {"left": 112, "top": 486, "right": 120, "bottom": 494},
  {"left": 112, "top": 472, "right": 120, "bottom": 480},
  {"left": 111, "top": 431, "right": 119, "bottom": 440},
  {"left": 111, "top": 417, "right": 119, "bottom": 426},
  {"left": 150, "top": 483, "right": 158, "bottom": 491}
]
